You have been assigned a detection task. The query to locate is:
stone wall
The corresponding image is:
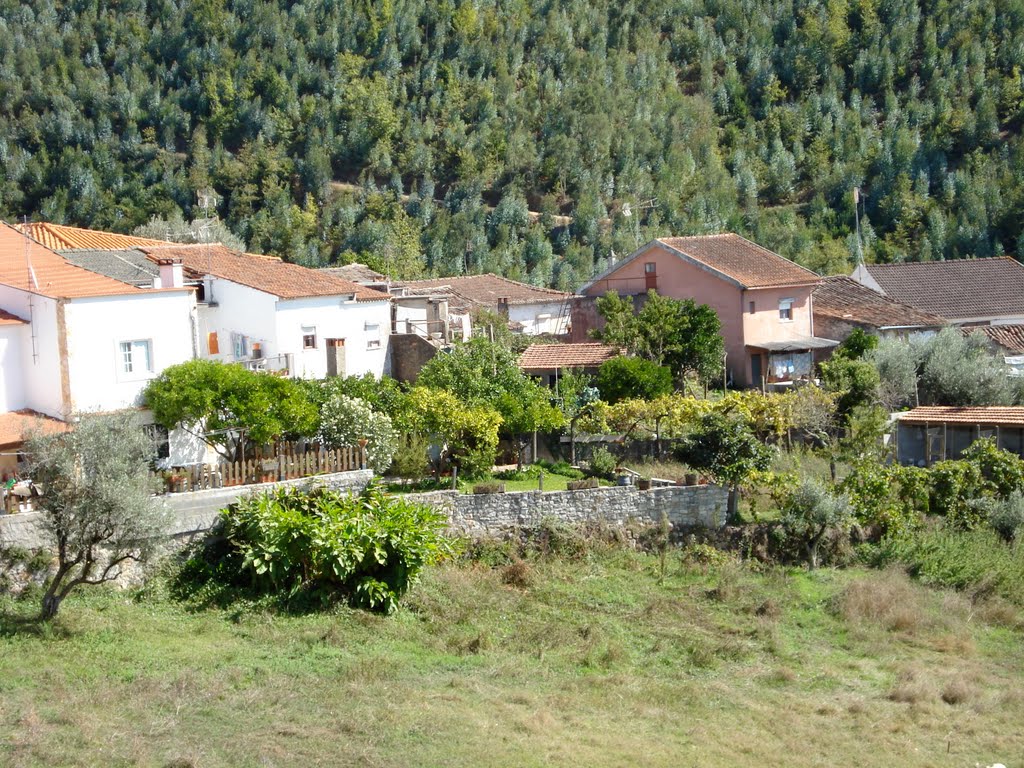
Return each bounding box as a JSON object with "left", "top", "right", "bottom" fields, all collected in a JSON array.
[
  {"left": 407, "top": 483, "right": 729, "bottom": 535},
  {"left": 1, "top": 474, "right": 724, "bottom": 553},
  {"left": 0, "top": 469, "right": 374, "bottom": 550}
]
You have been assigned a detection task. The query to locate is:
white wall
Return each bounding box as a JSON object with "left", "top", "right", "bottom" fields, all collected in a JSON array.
[
  {"left": 0, "top": 286, "right": 64, "bottom": 419},
  {"left": 196, "top": 279, "right": 278, "bottom": 363},
  {"left": 0, "top": 325, "right": 26, "bottom": 412},
  {"left": 275, "top": 298, "right": 391, "bottom": 378},
  {"left": 63, "top": 291, "right": 196, "bottom": 413},
  {"left": 509, "top": 301, "right": 569, "bottom": 335}
]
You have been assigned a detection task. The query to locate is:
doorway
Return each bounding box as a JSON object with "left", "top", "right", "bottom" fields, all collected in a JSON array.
[{"left": 326, "top": 338, "right": 346, "bottom": 377}]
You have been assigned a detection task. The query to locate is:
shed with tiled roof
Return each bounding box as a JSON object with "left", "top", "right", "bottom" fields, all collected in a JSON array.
[
  {"left": 520, "top": 343, "right": 621, "bottom": 377},
  {"left": 896, "top": 406, "right": 1024, "bottom": 466},
  {"left": 852, "top": 257, "right": 1024, "bottom": 324}
]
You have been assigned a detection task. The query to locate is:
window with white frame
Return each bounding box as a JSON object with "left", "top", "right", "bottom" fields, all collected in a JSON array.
[
  {"left": 119, "top": 339, "right": 152, "bottom": 376},
  {"left": 778, "top": 298, "right": 794, "bottom": 321},
  {"left": 365, "top": 321, "right": 381, "bottom": 349},
  {"left": 302, "top": 326, "right": 317, "bottom": 349}
]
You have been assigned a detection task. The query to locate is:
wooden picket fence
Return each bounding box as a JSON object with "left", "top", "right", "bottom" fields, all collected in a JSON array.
[{"left": 157, "top": 444, "right": 366, "bottom": 494}]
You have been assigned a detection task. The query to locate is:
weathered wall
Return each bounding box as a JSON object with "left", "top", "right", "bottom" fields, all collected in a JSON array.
[
  {"left": 389, "top": 333, "right": 439, "bottom": 383},
  {"left": 1, "top": 474, "right": 725, "bottom": 553},
  {"left": 408, "top": 484, "right": 728, "bottom": 535},
  {"left": 0, "top": 469, "right": 375, "bottom": 550}
]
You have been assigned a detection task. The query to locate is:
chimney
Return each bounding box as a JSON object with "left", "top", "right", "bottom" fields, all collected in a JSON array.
[
  {"left": 157, "top": 257, "right": 184, "bottom": 289},
  {"left": 497, "top": 297, "right": 510, "bottom": 317}
]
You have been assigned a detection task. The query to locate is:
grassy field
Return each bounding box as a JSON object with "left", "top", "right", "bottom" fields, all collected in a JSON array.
[{"left": 2, "top": 549, "right": 1023, "bottom": 767}]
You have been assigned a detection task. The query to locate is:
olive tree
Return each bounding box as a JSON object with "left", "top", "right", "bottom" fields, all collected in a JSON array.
[
  {"left": 24, "top": 411, "right": 168, "bottom": 620},
  {"left": 779, "top": 479, "right": 853, "bottom": 569}
]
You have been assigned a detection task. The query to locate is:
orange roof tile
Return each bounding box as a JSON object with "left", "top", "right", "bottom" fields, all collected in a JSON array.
[
  {"left": 0, "top": 222, "right": 147, "bottom": 299},
  {"left": 656, "top": 234, "right": 820, "bottom": 288},
  {"left": 0, "top": 409, "right": 70, "bottom": 447},
  {"left": 0, "top": 309, "right": 27, "bottom": 325},
  {"left": 16, "top": 221, "right": 172, "bottom": 251},
  {"left": 897, "top": 406, "right": 1024, "bottom": 426},
  {"left": 520, "top": 343, "right": 621, "bottom": 371},
  {"left": 138, "top": 244, "right": 389, "bottom": 301}
]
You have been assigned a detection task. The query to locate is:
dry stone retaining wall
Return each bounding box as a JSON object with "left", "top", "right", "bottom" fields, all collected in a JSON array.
[{"left": 408, "top": 484, "right": 729, "bottom": 535}]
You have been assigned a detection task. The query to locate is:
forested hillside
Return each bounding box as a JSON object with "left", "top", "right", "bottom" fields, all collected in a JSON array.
[{"left": 2, "top": 0, "right": 1023, "bottom": 287}]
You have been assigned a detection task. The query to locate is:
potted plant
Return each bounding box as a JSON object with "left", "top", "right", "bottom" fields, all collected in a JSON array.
[{"left": 637, "top": 475, "right": 653, "bottom": 491}]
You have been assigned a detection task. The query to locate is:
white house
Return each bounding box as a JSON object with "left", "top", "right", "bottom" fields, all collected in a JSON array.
[
  {"left": 0, "top": 222, "right": 197, "bottom": 474},
  {"left": 391, "top": 274, "right": 573, "bottom": 337},
  {"left": 130, "top": 243, "right": 394, "bottom": 379}
]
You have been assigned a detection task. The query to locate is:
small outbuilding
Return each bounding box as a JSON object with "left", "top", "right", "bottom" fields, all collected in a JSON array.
[{"left": 895, "top": 406, "right": 1024, "bottom": 466}]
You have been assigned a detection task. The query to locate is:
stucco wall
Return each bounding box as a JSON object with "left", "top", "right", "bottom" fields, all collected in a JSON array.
[
  {"left": 0, "top": 287, "right": 64, "bottom": 418},
  {"left": 63, "top": 291, "right": 196, "bottom": 413},
  {"left": 509, "top": 301, "right": 570, "bottom": 336},
  {"left": 197, "top": 279, "right": 278, "bottom": 363},
  {"left": 0, "top": 325, "right": 25, "bottom": 413},
  {"left": 275, "top": 297, "right": 391, "bottom": 379},
  {"left": 0, "top": 469, "right": 375, "bottom": 550}
]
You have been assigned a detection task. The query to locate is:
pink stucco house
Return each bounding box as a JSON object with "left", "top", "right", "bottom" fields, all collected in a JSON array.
[{"left": 575, "top": 234, "right": 836, "bottom": 388}]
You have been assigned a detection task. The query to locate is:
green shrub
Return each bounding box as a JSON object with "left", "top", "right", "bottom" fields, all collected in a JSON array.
[
  {"left": 779, "top": 479, "right": 853, "bottom": 569},
  {"left": 928, "top": 460, "right": 983, "bottom": 526},
  {"left": 539, "top": 460, "right": 585, "bottom": 479},
  {"left": 588, "top": 446, "right": 617, "bottom": 478},
  {"left": 989, "top": 491, "right": 1024, "bottom": 541},
  {"left": 878, "top": 527, "right": 1024, "bottom": 604},
  {"left": 188, "top": 483, "right": 450, "bottom": 612},
  {"left": 961, "top": 438, "right": 1024, "bottom": 497},
  {"left": 595, "top": 356, "right": 673, "bottom": 404}
]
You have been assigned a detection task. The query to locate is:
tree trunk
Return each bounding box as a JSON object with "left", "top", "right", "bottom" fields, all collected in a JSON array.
[
  {"left": 40, "top": 589, "right": 63, "bottom": 621},
  {"left": 727, "top": 486, "right": 740, "bottom": 524}
]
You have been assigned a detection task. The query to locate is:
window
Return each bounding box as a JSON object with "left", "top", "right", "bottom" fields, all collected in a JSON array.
[
  {"left": 302, "top": 326, "right": 317, "bottom": 350},
  {"left": 748, "top": 301, "right": 755, "bottom": 315},
  {"left": 644, "top": 262, "right": 657, "bottom": 274},
  {"left": 232, "top": 332, "right": 249, "bottom": 359},
  {"left": 366, "top": 322, "right": 381, "bottom": 349},
  {"left": 119, "top": 340, "right": 152, "bottom": 375},
  {"left": 779, "top": 298, "right": 794, "bottom": 321}
]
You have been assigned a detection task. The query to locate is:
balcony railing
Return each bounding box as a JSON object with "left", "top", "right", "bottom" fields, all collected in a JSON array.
[{"left": 237, "top": 353, "right": 293, "bottom": 375}]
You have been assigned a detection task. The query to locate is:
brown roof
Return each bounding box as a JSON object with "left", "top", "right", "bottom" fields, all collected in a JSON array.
[
  {"left": 0, "top": 409, "right": 70, "bottom": 447},
  {"left": 0, "top": 222, "right": 149, "bottom": 299},
  {"left": 394, "top": 274, "right": 571, "bottom": 309},
  {"left": 813, "top": 276, "right": 946, "bottom": 329},
  {"left": 16, "top": 221, "right": 172, "bottom": 251},
  {"left": 138, "top": 244, "right": 389, "bottom": 302},
  {"left": 864, "top": 258, "right": 1024, "bottom": 321},
  {"left": 898, "top": 406, "right": 1024, "bottom": 427},
  {"left": 0, "top": 309, "right": 28, "bottom": 325},
  {"left": 321, "top": 263, "right": 386, "bottom": 283},
  {"left": 520, "top": 343, "right": 621, "bottom": 371},
  {"left": 656, "top": 234, "right": 820, "bottom": 289},
  {"left": 965, "top": 324, "right": 1024, "bottom": 355}
]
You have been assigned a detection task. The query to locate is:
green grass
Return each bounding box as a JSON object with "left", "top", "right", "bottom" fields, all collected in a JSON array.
[{"left": 2, "top": 549, "right": 1023, "bottom": 767}]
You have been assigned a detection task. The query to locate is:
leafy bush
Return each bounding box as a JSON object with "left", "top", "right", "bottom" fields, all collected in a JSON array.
[
  {"left": 989, "top": 491, "right": 1024, "bottom": 541},
  {"left": 928, "top": 460, "right": 983, "bottom": 528},
  {"left": 319, "top": 394, "right": 398, "bottom": 473},
  {"left": 390, "top": 433, "right": 432, "bottom": 480},
  {"left": 595, "top": 356, "right": 673, "bottom": 404},
  {"left": 878, "top": 527, "right": 1024, "bottom": 604},
  {"left": 186, "top": 484, "right": 450, "bottom": 612},
  {"left": 588, "top": 446, "right": 618, "bottom": 478},
  {"left": 841, "top": 462, "right": 926, "bottom": 536},
  {"left": 538, "top": 460, "right": 585, "bottom": 479}
]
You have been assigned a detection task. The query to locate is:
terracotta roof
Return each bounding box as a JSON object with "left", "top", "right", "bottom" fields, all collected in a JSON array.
[
  {"left": 656, "top": 234, "right": 820, "bottom": 289},
  {"left": 0, "top": 409, "right": 70, "bottom": 447},
  {"left": 863, "top": 258, "right": 1024, "bottom": 321},
  {"left": 16, "top": 221, "right": 172, "bottom": 251},
  {"left": 321, "top": 263, "right": 386, "bottom": 283},
  {"left": 137, "top": 244, "right": 389, "bottom": 301},
  {"left": 897, "top": 406, "right": 1024, "bottom": 426},
  {"left": 964, "top": 324, "right": 1024, "bottom": 355},
  {"left": 394, "top": 274, "right": 571, "bottom": 309},
  {"left": 813, "top": 276, "right": 946, "bottom": 329},
  {"left": 0, "top": 309, "right": 27, "bottom": 325},
  {"left": 520, "top": 343, "right": 621, "bottom": 371},
  {"left": 0, "top": 222, "right": 148, "bottom": 299}
]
